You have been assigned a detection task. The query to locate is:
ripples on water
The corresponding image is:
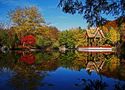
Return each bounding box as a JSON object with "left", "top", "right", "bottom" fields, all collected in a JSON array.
[{"left": 0, "top": 51, "right": 125, "bottom": 90}]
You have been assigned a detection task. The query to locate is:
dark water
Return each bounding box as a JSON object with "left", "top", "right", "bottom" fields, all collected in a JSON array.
[{"left": 0, "top": 50, "right": 125, "bottom": 90}]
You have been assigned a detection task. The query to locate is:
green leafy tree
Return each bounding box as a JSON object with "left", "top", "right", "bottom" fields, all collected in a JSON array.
[
  {"left": 36, "top": 35, "right": 52, "bottom": 48},
  {"left": 71, "top": 28, "right": 86, "bottom": 47},
  {"left": 59, "top": 30, "right": 75, "bottom": 48},
  {"left": 0, "top": 27, "right": 19, "bottom": 48},
  {"left": 8, "top": 29, "right": 19, "bottom": 48},
  {"left": 0, "top": 30, "right": 9, "bottom": 47},
  {"left": 59, "top": 28, "right": 86, "bottom": 48}
]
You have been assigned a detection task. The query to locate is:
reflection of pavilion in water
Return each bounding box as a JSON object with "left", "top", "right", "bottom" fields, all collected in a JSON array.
[
  {"left": 85, "top": 52, "right": 107, "bottom": 72},
  {"left": 85, "top": 52, "right": 125, "bottom": 80}
]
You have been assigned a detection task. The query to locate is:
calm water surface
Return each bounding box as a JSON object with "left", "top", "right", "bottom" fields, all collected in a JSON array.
[{"left": 0, "top": 51, "right": 125, "bottom": 90}]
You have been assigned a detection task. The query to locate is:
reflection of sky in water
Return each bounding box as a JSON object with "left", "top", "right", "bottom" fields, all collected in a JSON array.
[
  {"left": 0, "top": 68, "right": 15, "bottom": 90},
  {"left": 0, "top": 67, "right": 124, "bottom": 90},
  {"left": 40, "top": 67, "right": 125, "bottom": 90}
]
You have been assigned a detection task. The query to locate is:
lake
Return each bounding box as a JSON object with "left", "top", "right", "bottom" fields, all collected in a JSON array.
[{"left": 0, "top": 50, "right": 125, "bottom": 90}]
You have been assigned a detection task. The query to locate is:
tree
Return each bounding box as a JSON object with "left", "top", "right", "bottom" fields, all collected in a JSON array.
[
  {"left": 71, "top": 28, "right": 86, "bottom": 47},
  {"left": 0, "top": 30, "right": 8, "bottom": 46},
  {"left": 58, "top": 0, "right": 125, "bottom": 27},
  {"left": 36, "top": 35, "right": 52, "bottom": 48},
  {"left": 9, "top": 6, "right": 45, "bottom": 38},
  {"left": 8, "top": 29, "right": 19, "bottom": 48},
  {"left": 104, "top": 27, "right": 120, "bottom": 45},
  {"left": 109, "top": 27, "right": 120, "bottom": 45},
  {"left": 59, "top": 28, "right": 86, "bottom": 48},
  {"left": 21, "top": 35, "right": 36, "bottom": 46},
  {"left": 59, "top": 30, "right": 75, "bottom": 48},
  {"left": 35, "top": 26, "right": 59, "bottom": 48}
]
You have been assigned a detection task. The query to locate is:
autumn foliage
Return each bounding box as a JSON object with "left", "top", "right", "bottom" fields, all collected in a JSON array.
[
  {"left": 21, "top": 35, "right": 36, "bottom": 45},
  {"left": 19, "top": 54, "right": 36, "bottom": 64}
]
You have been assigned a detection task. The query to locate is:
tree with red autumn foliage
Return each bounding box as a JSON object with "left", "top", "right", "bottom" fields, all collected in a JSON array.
[
  {"left": 20, "top": 35, "right": 36, "bottom": 49},
  {"left": 21, "top": 35, "right": 36, "bottom": 45}
]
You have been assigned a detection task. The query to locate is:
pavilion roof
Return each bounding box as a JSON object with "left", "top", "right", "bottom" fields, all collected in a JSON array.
[{"left": 86, "top": 28, "right": 105, "bottom": 38}]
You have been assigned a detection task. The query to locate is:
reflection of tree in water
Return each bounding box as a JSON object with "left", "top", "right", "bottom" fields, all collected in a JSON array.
[
  {"left": 75, "top": 78, "right": 108, "bottom": 90},
  {"left": 15, "top": 51, "right": 60, "bottom": 71},
  {"left": 19, "top": 53, "right": 36, "bottom": 65},
  {"left": 0, "top": 52, "right": 19, "bottom": 70},
  {"left": 72, "top": 51, "right": 125, "bottom": 83},
  {"left": 75, "top": 76, "right": 125, "bottom": 90},
  {"left": 0, "top": 51, "right": 59, "bottom": 90},
  {"left": 34, "top": 51, "right": 60, "bottom": 71},
  {"left": 85, "top": 80, "right": 107, "bottom": 90},
  {"left": 35, "top": 51, "right": 60, "bottom": 64},
  {"left": 58, "top": 51, "right": 117, "bottom": 72},
  {"left": 114, "top": 82, "right": 125, "bottom": 90},
  {"left": 83, "top": 79, "right": 107, "bottom": 90},
  {"left": 8, "top": 51, "right": 60, "bottom": 90},
  {"left": 100, "top": 54, "right": 125, "bottom": 80},
  {"left": 104, "top": 54, "right": 120, "bottom": 72},
  {"left": 1, "top": 50, "right": 125, "bottom": 90},
  {"left": 9, "top": 64, "right": 47, "bottom": 90},
  {"left": 59, "top": 50, "right": 76, "bottom": 68},
  {"left": 72, "top": 51, "right": 88, "bottom": 70}
]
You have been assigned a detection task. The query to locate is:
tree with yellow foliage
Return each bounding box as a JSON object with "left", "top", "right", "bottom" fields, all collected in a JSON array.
[
  {"left": 71, "top": 28, "right": 86, "bottom": 48},
  {"left": 9, "top": 6, "right": 45, "bottom": 38},
  {"left": 108, "top": 27, "right": 120, "bottom": 45}
]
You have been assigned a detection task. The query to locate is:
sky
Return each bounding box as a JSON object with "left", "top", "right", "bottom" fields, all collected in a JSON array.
[{"left": 0, "top": 0, "right": 88, "bottom": 30}]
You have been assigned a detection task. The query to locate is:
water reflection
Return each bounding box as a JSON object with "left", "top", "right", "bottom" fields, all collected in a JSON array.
[{"left": 0, "top": 51, "right": 125, "bottom": 90}]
